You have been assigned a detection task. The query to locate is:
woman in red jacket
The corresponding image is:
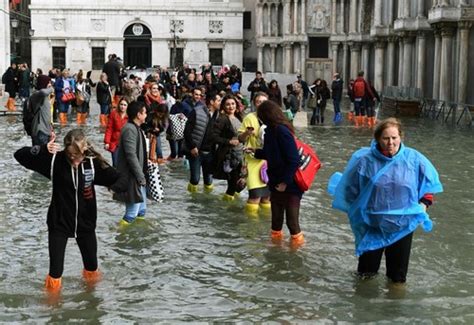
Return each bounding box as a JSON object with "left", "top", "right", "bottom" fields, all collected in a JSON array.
[{"left": 104, "top": 97, "right": 129, "bottom": 166}]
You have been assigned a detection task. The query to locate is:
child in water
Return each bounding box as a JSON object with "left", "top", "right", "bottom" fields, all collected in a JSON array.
[{"left": 14, "top": 129, "right": 123, "bottom": 293}]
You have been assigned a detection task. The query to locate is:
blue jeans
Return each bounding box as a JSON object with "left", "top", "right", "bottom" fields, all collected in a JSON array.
[
  {"left": 333, "top": 98, "right": 341, "bottom": 114},
  {"left": 168, "top": 139, "right": 183, "bottom": 158},
  {"left": 188, "top": 151, "right": 213, "bottom": 186},
  {"left": 123, "top": 185, "right": 147, "bottom": 222},
  {"left": 59, "top": 101, "right": 70, "bottom": 113},
  {"left": 354, "top": 98, "right": 366, "bottom": 116},
  {"left": 155, "top": 134, "right": 163, "bottom": 159},
  {"left": 100, "top": 103, "right": 110, "bottom": 115},
  {"left": 111, "top": 149, "right": 119, "bottom": 167}
]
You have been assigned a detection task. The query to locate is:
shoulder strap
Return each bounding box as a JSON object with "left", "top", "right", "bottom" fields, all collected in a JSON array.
[{"left": 50, "top": 153, "right": 57, "bottom": 181}]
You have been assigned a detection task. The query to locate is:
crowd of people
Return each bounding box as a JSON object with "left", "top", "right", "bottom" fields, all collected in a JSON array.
[{"left": 9, "top": 55, "right": 442, "bottom": 297}]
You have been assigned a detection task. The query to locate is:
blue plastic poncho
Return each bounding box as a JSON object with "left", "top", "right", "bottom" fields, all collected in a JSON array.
[{"left": 328, "top": 140, "right": 443, "bottom": 256}]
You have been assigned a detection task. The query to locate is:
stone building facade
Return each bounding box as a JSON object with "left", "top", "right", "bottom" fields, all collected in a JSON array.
[
  {"left": 1, "top": 0, "right": 11, "bottom": 76},
  {"left": 251, "top": 0, "right": 474, "bottom": 104},
  {"left": 29, "top": 0, "right": 244, "bottom": 73}
]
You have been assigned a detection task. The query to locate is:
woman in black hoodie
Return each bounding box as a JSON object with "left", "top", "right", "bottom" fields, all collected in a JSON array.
[{"left": 14, "top": 129, "right": 122, "bottom": 293}]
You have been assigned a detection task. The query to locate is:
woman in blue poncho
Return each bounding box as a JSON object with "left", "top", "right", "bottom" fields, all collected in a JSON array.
[{"left": 328, "top": 118, "right": 443, "bottom": 283}]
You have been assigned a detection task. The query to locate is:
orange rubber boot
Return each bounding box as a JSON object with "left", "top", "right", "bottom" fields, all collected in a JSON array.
[
  {"left": 44, "top": 274, "right": 62, "bottom": 292},
  {"left": 290, "top": 232, "right": 305, "bottom": 249},
  {"left": 83, "top": 269, "right": 102, "bottom": 287},
  {"left": 271, "top": 230, "right": 283, "bottom": 244},
  {"left": 59, "top": 112, "right": 68, "bottom": 125},
  {"left": 362, "top": 116, "right": 368, "bottom": 127},
  {"left": 7, "top": 98, "right": 16, "bottom": 111},
  {"left": 354, "top": 115, "right": 360, "bottom": 127},
  {"left": 348, "top": 111, "right": 354, "bottom": 122},
  {"left": 76, "top": 113, "right": 83, "bottom": 125}
]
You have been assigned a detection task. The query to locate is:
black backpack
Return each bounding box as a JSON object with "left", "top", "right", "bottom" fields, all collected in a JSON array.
[{"left": 22, "top": 97, "right": 40, "bottom": 136}]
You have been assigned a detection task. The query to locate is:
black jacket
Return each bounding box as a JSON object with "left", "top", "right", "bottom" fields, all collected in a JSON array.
[{"left": 14, "top": 145, "right": 121, "bottom": 237}]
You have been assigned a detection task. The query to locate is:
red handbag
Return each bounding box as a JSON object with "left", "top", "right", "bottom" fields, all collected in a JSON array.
[
  {"left": 294, "top": 137, "right": 322, "bottom": 191},
  {"left": 61, "top": 92, "right": 75, "bottom": 103}
]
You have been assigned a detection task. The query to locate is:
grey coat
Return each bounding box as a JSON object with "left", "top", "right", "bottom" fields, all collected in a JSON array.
[
  {"left": 114, "top": 122, "right": 147, "bottom": 203},
  {"left": 31, "top": 87, "right": 54, "bottom": 137}
]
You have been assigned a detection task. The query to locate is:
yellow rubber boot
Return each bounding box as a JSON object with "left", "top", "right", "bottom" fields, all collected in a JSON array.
[
  {"left": 82, "top": 269, "right": 102, "bottom": 287},
  {"left": 222, "top": 193, "right": 235, "bottom": 201},
  {"left": 259, "top": 202, "right": 271, "bottom": 210},
  {"left": 290, "top": 232, "right": 305, "bottom": 249},
  {"left": 245, "top": 202, "right": 260, "bottom": 217},
  {"left": 45, "top": 274, "right": 62, "bottom": 293},
  {"left": 118, "top": 219, "right": 132, "bottom": 228},
  {"left": 203, "top": 184, "right": 214, "bottom": 193},
  {"left": 187, "top": 183, "right": 199, "bottom": 193}
]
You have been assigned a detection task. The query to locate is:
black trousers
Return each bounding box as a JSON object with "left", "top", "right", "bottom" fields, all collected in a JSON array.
[
  {"left": 270, "top": 192, "right": 301, "bottom": 235},
  {"left": 357, "top": 232, "right": 414, "bottom": 283},
  {"left": 48, "top": 232, "right": 98, "bottom": 278}
]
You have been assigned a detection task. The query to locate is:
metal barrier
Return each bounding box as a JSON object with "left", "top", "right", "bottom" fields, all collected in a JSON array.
[{"left": 421, "top": 99, "right": 473, "bottom": 127}]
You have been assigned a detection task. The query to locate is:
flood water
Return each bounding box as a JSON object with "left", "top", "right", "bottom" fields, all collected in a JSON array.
[{"left": 0, "top": 102, "right": 473, "bottom": 323}]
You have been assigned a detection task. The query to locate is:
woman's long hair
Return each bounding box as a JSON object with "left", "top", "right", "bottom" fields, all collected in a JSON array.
[
  {"left": 257, "top": 100, "right": 294, "bottom": 133},
  {"left": 64, "top": 129, "right": 110, "bottom": 168}
]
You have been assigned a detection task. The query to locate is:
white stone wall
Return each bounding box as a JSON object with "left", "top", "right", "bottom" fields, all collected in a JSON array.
[
  {"left": 0, "top": 0, "right": 11, "bottom": 77},
  {"left": 30, "top": 0, "right": 244, "bottom": 72}
]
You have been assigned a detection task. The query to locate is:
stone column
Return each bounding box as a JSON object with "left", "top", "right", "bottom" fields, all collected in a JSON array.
[
  {"left": 331, "top": 0, "right": 337, "bottom": 33},
  {"left": 293, "top": 0, "right": 298, "bottom": 34},
  {"left": 284, "top": 43, "right": 293, "bottom": 74},
  {"left": 361, "top": 43, "right": 370, "bottom": 78},
  {"left": 439, "top": 24, "right": 455, "bottom": 102},
  {"left": 340, "top": 0, "right": 345, "bottom": 33},
  {"left": 402, "top": 34, "right": 414, "bottom": 87},
  {"left": 257, "top": 43, "right": 264, "bottom": 73},
  {"left": 342, "top": 42, "right": 349, "bottom": 83},
  {"left": 374, "top": 41, "right": 385, "bottom": 91},
  {"left": 293, "top": 45, "right": 300, "bottom": 74},
  {"left": 374, "top": 0, "right": 383, "bottom": 26},
  {"left": 403, "top": 0, "right": 410, "bottom": 18},
  {"left": 417, "top": 0, "right": 425, "bottom": 17},
  {"left": 398, "top": 38, "right": 404, "bottom": 86},
  {"left": 349, "top": 42, "right": 361, "bottom": 79},
  {"left": 358, "top": 0, "right": 365, "bottom": 33},
  {"left": 387, "top": 0, "right": 394, "bottom": 26},
  {"left": 283, "top": 0, "right": 291, "bottom": 35},
  {"left": 458, "top": 22, "right": 471, "bottom": 103},
  {"left": 432, "top": 28, "right": 441, "bottom": 99},
  {"left": 270, "top": 44, "right": 277, "bottom": 73},
  {"left": 349, "top": 0, "right": 357, "bottom": 33},
  {"left": 301, "top": 0, "right": 306, "bottom": 34},
  {"left": 256, "top": 4, "right": 263, "bottom": 37},
  {"left": 266, "top": 5, "right": 271, "bottom": 37},
  {"left": 386, "top": 37, "right": 396, "bottom": 86},
  {"left": 416, "top": 32, "right": 426, "bottom": 95},
  {"left": 300, "top": 43, "right": 307, "bottom": 78},
  {"left": 331, "top": 42, "right": 339, "bottom": 75}
]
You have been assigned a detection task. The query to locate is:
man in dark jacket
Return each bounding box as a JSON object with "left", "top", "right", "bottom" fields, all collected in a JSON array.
[
  {"left": 183, "top": 91, "right": 221, "bottom": 193},
  {"left": 296, "top": 74, "right": 310, "bottom": 109},
  {"left": 247, "top": 71, "right": 268, "bottom": 102},
  {"left": 102, "top": 54, "right": 121, "bottom": 98},
  {"left": 115, "top": 101, "right": 148, "bottom": 226},
  {"left": 331, "top": 73, "right": 344, "bottom": 121},
  {"left": 2, "top": 62, "right": 18, "bottom": 110}
]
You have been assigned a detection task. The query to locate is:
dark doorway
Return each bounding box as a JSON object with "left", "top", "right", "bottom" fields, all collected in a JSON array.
[{"left": 124, "top": 23, "right": 152, "bottom": 68}]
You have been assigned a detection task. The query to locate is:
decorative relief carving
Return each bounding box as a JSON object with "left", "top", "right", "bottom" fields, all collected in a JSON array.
[
  {"left": 209, "top": 20, "right": 223, "bottom": 34},
  {"left": 170, "top": 20, "right": 184, "bottom": 33},
  {"left": 52, "top": 18, "right": 65, "bottom": 31},
  {"left": 91, "top": 19, "right": 105, "bottom": 32},
  {"left": 309, "top": 0, "right": 330, "bottom": 32}
]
